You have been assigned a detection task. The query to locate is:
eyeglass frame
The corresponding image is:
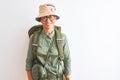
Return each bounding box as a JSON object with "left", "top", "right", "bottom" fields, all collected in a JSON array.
[{"left": 40, "top": 15, "right": 57, "bottom": 22}]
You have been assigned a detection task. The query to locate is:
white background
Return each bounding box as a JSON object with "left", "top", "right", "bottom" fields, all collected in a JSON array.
[{"left": 0, "top": 0, "right": 120, "bottom": 80}]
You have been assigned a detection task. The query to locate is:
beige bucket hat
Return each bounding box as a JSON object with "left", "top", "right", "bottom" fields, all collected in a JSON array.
[{"left": 36, "top": 4, "right": 60, "bottom": 22}]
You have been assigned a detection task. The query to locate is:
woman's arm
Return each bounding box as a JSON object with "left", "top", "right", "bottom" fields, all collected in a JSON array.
[{"left": 27, "top": 70, "right": 33, "bottom": 80}]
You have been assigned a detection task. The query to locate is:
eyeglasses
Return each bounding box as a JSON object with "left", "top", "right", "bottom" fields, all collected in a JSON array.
[{"left": 40, "top": 15, "right": 56, "bottom": 21}]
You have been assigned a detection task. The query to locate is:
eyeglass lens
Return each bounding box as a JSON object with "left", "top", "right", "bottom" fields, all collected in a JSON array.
[{"left": 41, "top": 15, "right": 55, "bottom": 21}]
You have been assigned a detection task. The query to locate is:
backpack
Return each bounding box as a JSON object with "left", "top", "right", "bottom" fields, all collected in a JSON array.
[{"left": 28, "top": 25, "right": 64, "bottom": 63}]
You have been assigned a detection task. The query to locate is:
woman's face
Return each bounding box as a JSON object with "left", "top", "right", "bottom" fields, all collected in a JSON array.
[{"left": 40, "top": 15, "right": 57, "bottom": 29}]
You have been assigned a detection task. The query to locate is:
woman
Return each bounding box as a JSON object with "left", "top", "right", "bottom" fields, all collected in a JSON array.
[{"left": 26, "top": 4, "right": 71, "bottom": 80}]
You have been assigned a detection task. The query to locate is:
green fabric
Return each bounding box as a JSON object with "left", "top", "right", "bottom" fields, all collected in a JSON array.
[
  {"left": 28, "top": 25, "right": 63, "bottom": 61},
  {"left": 54, "top": 27, "right": 64, "bottom": 60},
  {"left": 26, "top": 27, "right": 71, "bottom": 80}
]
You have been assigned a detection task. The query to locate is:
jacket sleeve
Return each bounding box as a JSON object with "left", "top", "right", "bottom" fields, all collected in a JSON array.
[
  {"left": 62, "top": 33, "right": 71, "bottom": 75},
  {"left": 26, "top": 35, "right": 34, "bottom": 71}
]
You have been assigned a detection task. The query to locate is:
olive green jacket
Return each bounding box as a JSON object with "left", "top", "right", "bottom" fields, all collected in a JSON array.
[{"left": 26, "top": 30, "right": 71, "bottom": 76}]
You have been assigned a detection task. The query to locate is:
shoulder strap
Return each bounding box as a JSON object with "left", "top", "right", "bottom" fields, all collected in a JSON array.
[
  {"left": 54, "top": 26, "right": 64, "bottom": 60},
  {"left": 29, "top": 25, "right": 43, "bottom": 63},
  {"left": 31, "top": 31, "right": 41, "bottom": 60}
]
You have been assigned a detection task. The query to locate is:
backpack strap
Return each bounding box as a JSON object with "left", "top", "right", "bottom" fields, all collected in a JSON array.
[
  {"left": 55, "top": 26, "right": 64, "bottom": 60},
  {"left": 29, "top": 25, "right": 43, "bottom": 65},
  {"left": 31, "top": 31, "right": 41, "bottom": 60}
]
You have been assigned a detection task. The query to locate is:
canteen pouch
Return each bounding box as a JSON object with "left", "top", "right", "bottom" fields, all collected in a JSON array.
[
  {"left": 32, "top": 64, "right": 47, "bottom": 80},
  {"left": 32, "top": 64, "right": 39, "bottom": 80}
]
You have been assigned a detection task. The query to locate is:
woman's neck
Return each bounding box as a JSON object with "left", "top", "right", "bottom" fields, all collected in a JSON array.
[{"left": 43, "top": 28, "right": 54, "bottom": 35}]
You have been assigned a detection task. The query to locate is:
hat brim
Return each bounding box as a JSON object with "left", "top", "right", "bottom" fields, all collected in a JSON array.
[{"left": 35, "top": 15, "right": 60, "bottom": 22}]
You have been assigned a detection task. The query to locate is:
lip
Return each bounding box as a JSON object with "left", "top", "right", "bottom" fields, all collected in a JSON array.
[{"left": 46, "top": 23, "right": 51, "bottom": 26}]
